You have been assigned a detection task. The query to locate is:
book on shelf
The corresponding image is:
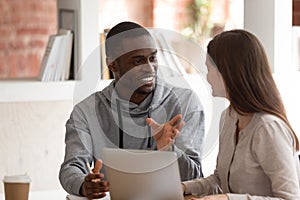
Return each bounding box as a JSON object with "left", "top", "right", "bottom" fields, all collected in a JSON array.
[
  {"left": 38, "top": 29, "right": 73, "bottom": 81},
  {"left": 58, "top": 29, "right": 73, "bottom": 80}
]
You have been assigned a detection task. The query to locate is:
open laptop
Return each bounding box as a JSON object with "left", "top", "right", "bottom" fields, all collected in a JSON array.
[{"left": 103, "top": 148, "right": 184, "bottom": 200}]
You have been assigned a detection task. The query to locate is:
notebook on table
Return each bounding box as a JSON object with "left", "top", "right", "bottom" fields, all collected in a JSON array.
[{"left": 102, "top": 148, "right": 184, "bottom": 200}]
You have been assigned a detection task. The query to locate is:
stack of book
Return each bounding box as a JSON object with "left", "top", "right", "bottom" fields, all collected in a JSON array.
[{"left": 38, "top": 29, "right": 73, "bottom": 81}]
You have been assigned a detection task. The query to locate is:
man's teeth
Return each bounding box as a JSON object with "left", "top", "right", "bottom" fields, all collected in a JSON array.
[{"left": 141, "top": 77, "right": 154, "bottom": 82}]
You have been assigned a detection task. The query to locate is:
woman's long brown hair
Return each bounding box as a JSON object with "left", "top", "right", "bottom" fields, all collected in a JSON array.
[{"left": 207, "top": 29, "right": 299, "bottom": 151}]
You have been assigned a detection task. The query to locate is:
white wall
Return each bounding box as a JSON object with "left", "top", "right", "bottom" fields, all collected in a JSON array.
[
  {"left": 244, "top": 0, "right": 293, "bottom": 72},
  {"left": 273, "top": 73, "right": 300, "bottom": 138},
  {"left": 0, "top": 101, "right": 73, "bottom": 193}
]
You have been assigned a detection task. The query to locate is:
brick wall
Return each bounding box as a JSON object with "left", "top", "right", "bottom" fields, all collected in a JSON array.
[
  {"left": 0, "top": 0, "right": 57, "bottom": 79},
  {"left": 293, "top": 0, "right": 300, "bottom": 25},
  {"left": 99, "top": 0, "right": 154, "bottom": 31}
]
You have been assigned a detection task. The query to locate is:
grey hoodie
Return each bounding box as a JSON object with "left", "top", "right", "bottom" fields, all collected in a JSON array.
[{"left": 59, "top": 78, "right": 205, "bottom": 195}]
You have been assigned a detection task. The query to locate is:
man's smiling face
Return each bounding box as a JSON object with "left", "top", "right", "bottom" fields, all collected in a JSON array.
[{"left": 114, "top": 35, "right": 158, "bottom": 95}]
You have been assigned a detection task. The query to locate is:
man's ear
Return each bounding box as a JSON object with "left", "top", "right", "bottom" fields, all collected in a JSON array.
[{"left": 106, "top": 57, "right": 118, "bottom": 72}]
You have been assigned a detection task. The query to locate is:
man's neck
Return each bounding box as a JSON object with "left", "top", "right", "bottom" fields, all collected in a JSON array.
[
  {"left": 129, "top": 92, "right": 149, "bottom": 105},
  {"left": 115, "top": 87, "right": 149, "bottom": 105}
]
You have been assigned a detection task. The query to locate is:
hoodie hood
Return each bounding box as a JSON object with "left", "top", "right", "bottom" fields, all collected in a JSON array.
[{"left": 101, "top": 76, "right": 174, "bottom": 116}]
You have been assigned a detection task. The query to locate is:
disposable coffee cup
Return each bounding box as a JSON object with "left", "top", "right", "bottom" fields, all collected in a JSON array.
[{"left": 3, "top": 174, "right": 31, "bottom": 200}]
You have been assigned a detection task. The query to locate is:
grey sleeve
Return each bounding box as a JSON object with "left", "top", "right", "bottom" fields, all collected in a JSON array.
[
  {"left": 174, "top": 92, "right": 205, "bottom": 181},
  {"left": 59, "top": 105, "right": 93, "bottom": 195}
]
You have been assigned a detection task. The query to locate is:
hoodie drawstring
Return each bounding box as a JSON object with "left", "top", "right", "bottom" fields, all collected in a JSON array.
[
  {"left": 147, "top": 107, "right": 152, "bottom": 148},
  {"left": 116, "top": 99, "right": 124, "bottom": 149},
  {"left": 116, "top": 99, "right": 153, "bottom": 149}
]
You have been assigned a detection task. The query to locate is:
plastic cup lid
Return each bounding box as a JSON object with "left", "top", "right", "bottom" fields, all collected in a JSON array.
[{"left": 3, "top": 174, "right": 31, "bottom": 183}]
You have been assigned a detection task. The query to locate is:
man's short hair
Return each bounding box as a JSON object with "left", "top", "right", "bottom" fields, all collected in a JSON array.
[{"left": 105, "top": 21, "right": 153, "bottom": 59}]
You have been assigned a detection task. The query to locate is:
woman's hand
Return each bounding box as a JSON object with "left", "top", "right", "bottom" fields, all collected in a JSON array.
[
  {"left": 190, "top": 194, "right": 229, "bottom": 200},
  {"left": 146, "top": 114, "right": 185, "bottom": 150},
  {"left": 80, "top": 160, "right": 109, "bottom": 199}
]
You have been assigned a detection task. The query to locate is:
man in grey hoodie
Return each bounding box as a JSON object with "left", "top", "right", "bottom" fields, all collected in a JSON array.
[{"left": 59, "top": 21, "right": 205, "bottom": 199}]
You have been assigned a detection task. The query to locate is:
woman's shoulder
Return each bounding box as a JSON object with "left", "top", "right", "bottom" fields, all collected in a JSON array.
[
  {"left": 251, "top": 112, "right": 294, "bottom": 145},
  {"left": 254, "top": 112, "right": 287, "bottom": 129}
]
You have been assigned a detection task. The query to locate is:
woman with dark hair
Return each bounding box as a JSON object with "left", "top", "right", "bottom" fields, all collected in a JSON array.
[
  {"left": 179, "top": 29, "right": 300, "bottom": 199},
  {"left": 183, "top": 30, "right": 300, "bottom": 200}
]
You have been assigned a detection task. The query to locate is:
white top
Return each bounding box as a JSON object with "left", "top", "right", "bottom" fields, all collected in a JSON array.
[{"left": 183, "top": 108, "right": 300, "bottom": 199}]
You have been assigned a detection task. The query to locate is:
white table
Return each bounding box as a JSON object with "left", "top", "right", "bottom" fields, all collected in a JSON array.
[
  {"left": 67, "top": 193, "right": 110, "bottom": 200},
  {"left": 67, "top": 193, "right": 196, "bottom": 200},
  {"left": 1, "top": 189, "right": 196, "bottom": 200},
  {"left": 0, "top": 189, "right": 67, "bottom": 200},
  {"left": 0, "top": 189, "right": 111, "bottom": 200}
]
